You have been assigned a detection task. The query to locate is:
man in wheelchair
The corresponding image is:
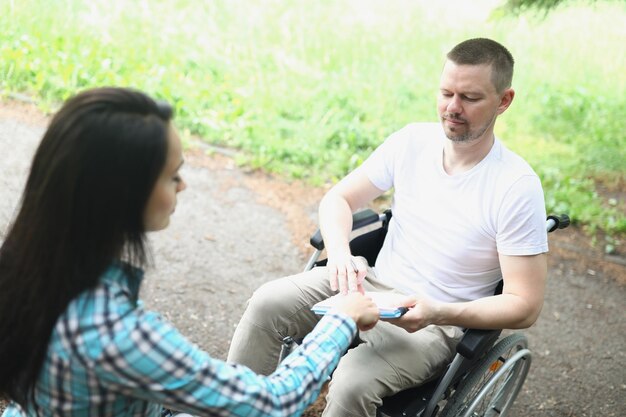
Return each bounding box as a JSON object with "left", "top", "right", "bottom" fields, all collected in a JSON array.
[{"left": 228, "top": 38, "right": 549, "bottom": 417}]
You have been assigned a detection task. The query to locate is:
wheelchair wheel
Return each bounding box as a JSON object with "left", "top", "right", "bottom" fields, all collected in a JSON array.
[{"left": 440, "top": 333, "right": 531, "bottom": 417}]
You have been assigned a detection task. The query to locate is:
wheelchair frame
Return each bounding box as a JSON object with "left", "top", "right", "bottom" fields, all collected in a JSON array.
[{"left": 291, "top": 208, "right": 569, "bottom": 417}]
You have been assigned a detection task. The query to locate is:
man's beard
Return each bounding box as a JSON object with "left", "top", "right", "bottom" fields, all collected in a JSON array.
[{"left": 441, "top": 113, "right": 495, "bottom": 143}]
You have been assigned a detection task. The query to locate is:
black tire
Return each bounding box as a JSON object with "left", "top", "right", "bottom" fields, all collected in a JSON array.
[{"left": 439, "top": 333, "right": 531, "bottom": 417}]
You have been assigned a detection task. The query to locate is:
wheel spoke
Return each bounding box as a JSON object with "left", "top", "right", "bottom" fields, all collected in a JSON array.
[{"left": 440, "top": 334, "right": 531, "bottom": 417}]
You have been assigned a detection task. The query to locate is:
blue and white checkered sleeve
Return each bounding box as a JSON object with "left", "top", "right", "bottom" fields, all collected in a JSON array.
[
  {"left": 259, "top": 312, "right": 357, "bottom": 414},
  {"left": 83, "top": 297, "right": 356, "bottom": 417}
]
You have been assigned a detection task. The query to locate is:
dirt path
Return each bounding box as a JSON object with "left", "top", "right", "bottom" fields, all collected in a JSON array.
[{"left": 1, "top": 101, "right": 624, "bottom": 416}]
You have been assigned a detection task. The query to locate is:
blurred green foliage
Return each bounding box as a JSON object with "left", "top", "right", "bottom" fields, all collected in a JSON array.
[
  {"left": 499, "top": 0, "right": 604, "bottom": 14},
  {"left": 0, "top": 0, "right": 624, "bottom": 238}
]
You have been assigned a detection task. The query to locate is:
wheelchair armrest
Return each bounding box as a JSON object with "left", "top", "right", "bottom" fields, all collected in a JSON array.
[
  {"left": 456, "top": 328, "right": 502, "bottom": 360},
  {"left": 310, "top": 208, "right": 381, "bottom": 250},
  {"left": 547, "top": 214, "right": 571, "bottom": 233}
]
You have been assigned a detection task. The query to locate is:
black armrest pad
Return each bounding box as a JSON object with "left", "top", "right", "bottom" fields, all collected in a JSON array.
[
  {"left": 457, "top": 329, "right": 502, "bottom": 360},
  {"left": 310, "top": 209, "right": 381, "bottom": 250},
  {"left": 351, "top": 208, "right": 380, "bottom": 230}
]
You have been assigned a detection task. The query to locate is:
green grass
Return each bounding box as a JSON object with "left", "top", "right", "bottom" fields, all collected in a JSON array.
[{"left": 1, "top": 0, "right": 624, "bottom": 239}]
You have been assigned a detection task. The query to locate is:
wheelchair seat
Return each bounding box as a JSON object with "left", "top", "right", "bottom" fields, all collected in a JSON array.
[{"left": 301, "top": 208, "right": 569, "bottom": 417}]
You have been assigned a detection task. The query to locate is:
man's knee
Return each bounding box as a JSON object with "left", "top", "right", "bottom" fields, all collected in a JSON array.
[{"left": 245, "top": 278, "right": 296, "bottom": 318}]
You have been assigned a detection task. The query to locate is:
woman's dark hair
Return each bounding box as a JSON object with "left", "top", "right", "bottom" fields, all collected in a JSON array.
[{"left": 0, "top": 87, "right": 173, "bottom": 407}]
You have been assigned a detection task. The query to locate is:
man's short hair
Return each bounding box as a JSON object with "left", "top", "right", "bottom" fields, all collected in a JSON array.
[{"left": 447, "top": 38, "right": 514, "bottom": 93}]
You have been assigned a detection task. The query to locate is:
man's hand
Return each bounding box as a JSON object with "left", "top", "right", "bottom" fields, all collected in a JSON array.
[
  {"left": 327, "top": 254, "right": 368, "bottom": 295},
  {"left": 386, "top": 296, "right": 441, "bottom": 333}
]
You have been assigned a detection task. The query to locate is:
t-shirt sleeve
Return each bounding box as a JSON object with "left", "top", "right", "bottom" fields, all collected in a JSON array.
[
  {"left": 496, "top": 175, "right": 549, "bottom": 256},
  {"left": 359, "top": 125, "right": 414, "bottom": 191},
  {"left": 360, "top": 139, "right": 396, "bottom": 191}
]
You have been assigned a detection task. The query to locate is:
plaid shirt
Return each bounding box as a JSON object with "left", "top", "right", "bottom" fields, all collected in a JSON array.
[{"left": 2, "top": 263, "right": 356, "bottom": 417}]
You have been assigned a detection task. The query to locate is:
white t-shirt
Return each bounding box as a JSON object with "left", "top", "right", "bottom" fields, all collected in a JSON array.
[{"left": 360, "top": 123, "right": 548, "bottom": 303}]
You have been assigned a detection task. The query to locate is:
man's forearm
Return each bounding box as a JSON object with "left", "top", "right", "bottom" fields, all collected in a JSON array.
[
  {"left": 318, "top": 192, "right": 354, "bottom": 256},
  {"left": 318, "top": 169, "right": 385, "bottom": 258},
  {"left": 433, "top": 293, "right": 543, "bottom": 330}
]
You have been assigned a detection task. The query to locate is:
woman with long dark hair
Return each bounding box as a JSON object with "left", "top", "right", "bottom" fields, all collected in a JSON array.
[{"left": 0, "top": 87, "right": 379, "bottom": 417}]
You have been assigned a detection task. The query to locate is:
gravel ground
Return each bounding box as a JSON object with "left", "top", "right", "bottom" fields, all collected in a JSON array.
[{"left": 1, "top": 101, "right": 624, "bottom": 416}]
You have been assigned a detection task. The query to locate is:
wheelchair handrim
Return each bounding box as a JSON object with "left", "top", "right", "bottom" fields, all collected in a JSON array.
[{"left": 461, "top": 348, "right": 532, "bottom": 417}]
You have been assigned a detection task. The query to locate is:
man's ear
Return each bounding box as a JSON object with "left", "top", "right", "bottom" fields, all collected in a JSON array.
[{"left": 497, "top": 88, "right": 515, "bottom": 115}]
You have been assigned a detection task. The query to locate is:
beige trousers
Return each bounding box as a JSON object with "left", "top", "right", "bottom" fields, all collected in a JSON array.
[{"left": 227, "top": 266, "right": 463, "bottom": 417}]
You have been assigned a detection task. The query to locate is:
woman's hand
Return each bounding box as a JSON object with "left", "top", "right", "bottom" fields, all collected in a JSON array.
[{"left": 332, "top": 292, "right": 380, "bottom": 331}]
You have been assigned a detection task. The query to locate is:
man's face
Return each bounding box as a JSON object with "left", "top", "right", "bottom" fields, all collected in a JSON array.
[{"left": 437, "top": 60, "right": 509, "bottom": 143}]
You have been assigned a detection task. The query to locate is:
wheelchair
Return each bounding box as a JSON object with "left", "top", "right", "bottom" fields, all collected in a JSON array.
[{"left": 282, "top": 208, "right": 569, "bottom": 417}]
